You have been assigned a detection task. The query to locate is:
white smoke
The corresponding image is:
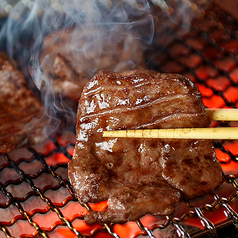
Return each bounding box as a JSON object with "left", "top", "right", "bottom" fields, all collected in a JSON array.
[
  {"left": 0, "top": 0, "right": 206, "bottom": 137},
  {"left": 0, "top": 0, "right": 155, "bottom": 136}
]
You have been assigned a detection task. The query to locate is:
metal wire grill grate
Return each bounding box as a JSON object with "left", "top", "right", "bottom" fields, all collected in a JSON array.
[
  {"left": 148, "top": 1, "right": 238, "bottom": 108},
  {"left": 0, "top": 141, "right": 238, "bottom": 238},
  {"left": 0, "top": 1, "right": 238, "bottom": 238}
]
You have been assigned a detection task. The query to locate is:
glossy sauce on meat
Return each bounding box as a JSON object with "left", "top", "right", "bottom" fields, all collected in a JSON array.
[{"left": 68, "top": 69, "right": 223, "bottom": 224}]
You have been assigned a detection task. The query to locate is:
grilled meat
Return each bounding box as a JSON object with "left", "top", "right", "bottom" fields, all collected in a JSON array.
[
  {"left": 40, "top": 25, "right": 145, "bottom": 102},
  {"left": 68, "top": 69, "right": 223, "bottom": 224},
  {"left": 84, "top": 183, "right": 181, "bottom": 224},
  {"left": 0, "top": 53, "right": 47, "bottom": 153}
]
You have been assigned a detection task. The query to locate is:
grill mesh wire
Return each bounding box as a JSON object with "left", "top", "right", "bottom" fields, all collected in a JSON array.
[{"left": 1, "top": 1, "right": 238, "bottom": 238}]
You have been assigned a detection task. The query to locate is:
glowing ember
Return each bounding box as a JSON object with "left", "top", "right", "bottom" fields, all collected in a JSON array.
[
  {"left": 195, "top": 65, "right": 218, "bottom": 80},
  {"left": 230, "top": 68, "right": 238, "bottom": 84},
  {"left": 180, "top": 54, "right": 202, "bottom": 69},
  {"left": 203, "top": 94, "right": 225, "bottom": 108},
  {"left": 196, "top": 84, "right": 213, "bottom": 97},
  {"left": 207, "top": 76, "right": 231, "bottom": 92},
  {"left": 214, "top": 56, "right": 236, "bottom": 72}
]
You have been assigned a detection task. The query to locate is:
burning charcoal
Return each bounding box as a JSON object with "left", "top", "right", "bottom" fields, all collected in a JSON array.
[
  {"left": 68, "top": 69, "right": 223, "bottom": 224},
  {"left": 0, "top": 52, "right": 48, "bottom": 153}
]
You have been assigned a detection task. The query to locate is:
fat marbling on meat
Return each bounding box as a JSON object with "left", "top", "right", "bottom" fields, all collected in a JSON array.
[{"left": 68, "top": 69, "right": 223, "bottom": 224}]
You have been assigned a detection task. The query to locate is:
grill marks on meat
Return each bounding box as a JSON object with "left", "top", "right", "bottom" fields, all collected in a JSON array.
[
  {"left": 68, "top": 69, "right": 223, "bottom": 224},
  {"left": 40, "top": 26, "right": 145, "bottom": 102},
  {"left": 0, "top": 53, "right": 47, "bottom": 153}
]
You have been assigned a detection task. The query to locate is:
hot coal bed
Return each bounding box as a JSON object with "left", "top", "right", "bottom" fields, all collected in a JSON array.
[{"left": 0, "top": 1, "right": 238, "bottom": 238}]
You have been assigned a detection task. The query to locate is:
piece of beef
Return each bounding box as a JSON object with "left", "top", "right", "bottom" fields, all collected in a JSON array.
[
  {"left": 68, "top": 69, "right": 223, "bottom": 224},
  {"left": 0, "top": 52, "right": 47, "bottom": 153},
  {"left": 84, "top": 183, "right": 180, "bottom": 224},
  {"left": 40, "top": 25, "right": 145, "bottom": 102}
]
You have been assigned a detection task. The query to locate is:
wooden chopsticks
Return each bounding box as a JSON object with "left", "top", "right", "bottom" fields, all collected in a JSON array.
[
  {"left": 102, "top": 109, "right": 238, "bottom": 140},
  {"left": 103, "top": 127, "right": 238, "bottom": 140},
  {"left": 205, "top": 108, "right": 238, "bottom": 121}
]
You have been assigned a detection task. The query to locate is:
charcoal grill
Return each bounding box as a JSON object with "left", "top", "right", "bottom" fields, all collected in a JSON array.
[{"left": 1, "top": 0, "right": 238, "bottom": 237}]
